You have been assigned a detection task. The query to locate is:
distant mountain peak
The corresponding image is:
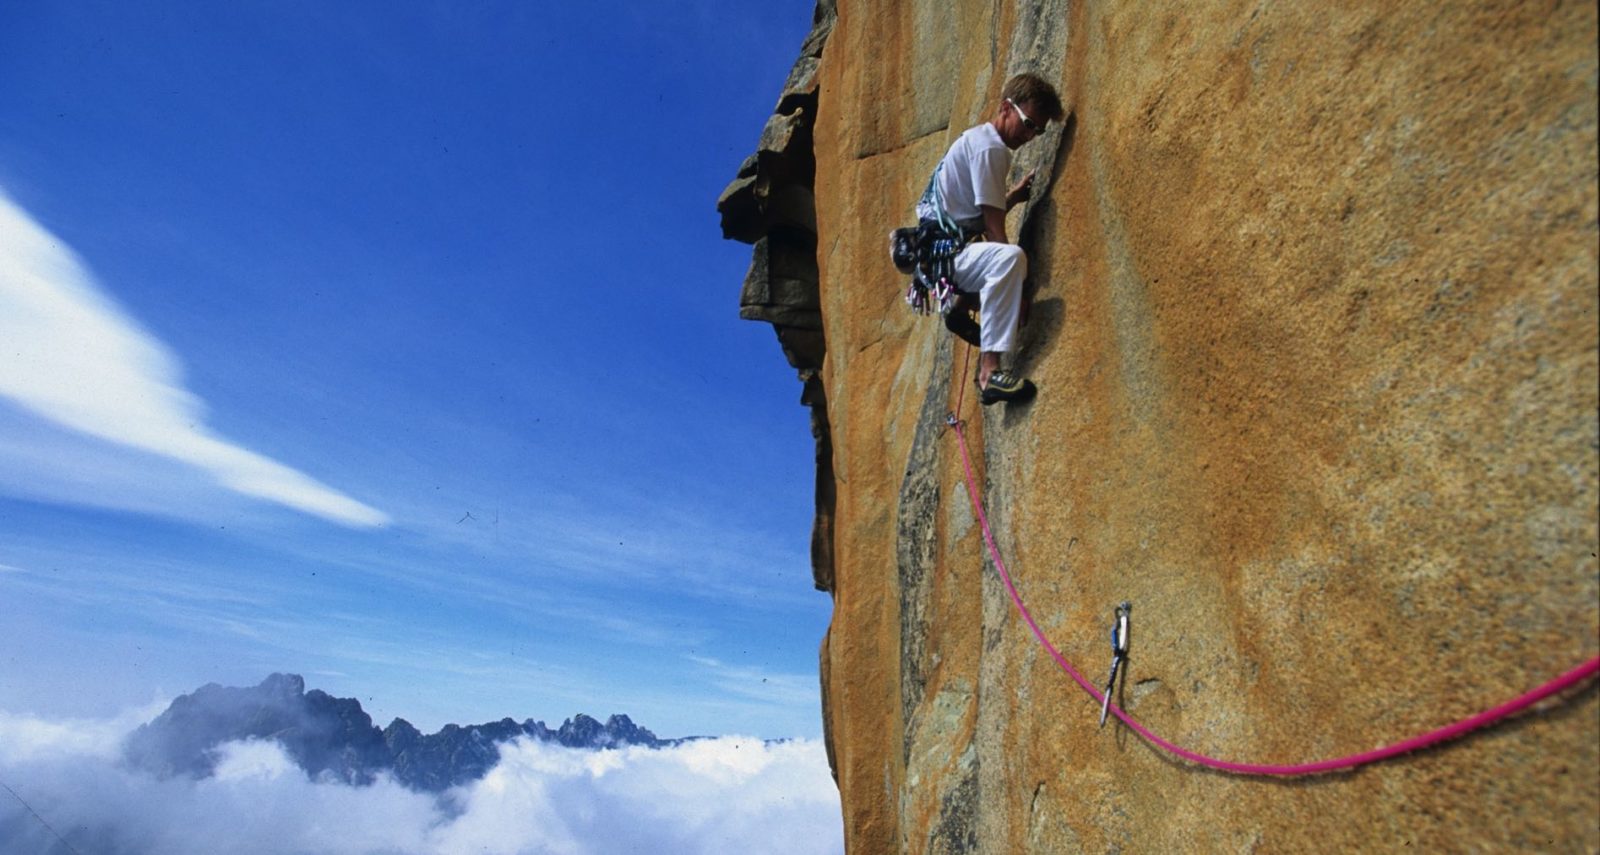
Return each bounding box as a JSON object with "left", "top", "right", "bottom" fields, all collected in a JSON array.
[
  {"left": 259, "top": 672, "right": 305, "bottom": 697},
  {"left": 123, "top": 674, "right": 683, "bottom": 792}
]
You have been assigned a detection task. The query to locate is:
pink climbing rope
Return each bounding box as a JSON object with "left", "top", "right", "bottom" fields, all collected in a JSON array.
[{"left": 948, "top": 417, "right": 1600, "bottom": 776}]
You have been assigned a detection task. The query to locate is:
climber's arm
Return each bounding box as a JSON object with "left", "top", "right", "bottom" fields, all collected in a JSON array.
[{"left": 1006, "top": 169, "right": 1036, "bottom": 210}]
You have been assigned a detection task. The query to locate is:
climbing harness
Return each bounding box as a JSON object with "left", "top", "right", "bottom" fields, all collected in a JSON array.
[
  {"left": 890, "top": 163, "right": 983, "bottom": 316},
  {"left": 1099, "top": 601, "right": 1131, "bottom": 728},
  {"left": 942, "top": 386, "right": 1600, "bottom": 775}
]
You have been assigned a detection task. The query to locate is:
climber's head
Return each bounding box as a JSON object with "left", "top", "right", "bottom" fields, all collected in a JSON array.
[{"left": 995, "top": 73, "right": 1064, "bottom": 148}]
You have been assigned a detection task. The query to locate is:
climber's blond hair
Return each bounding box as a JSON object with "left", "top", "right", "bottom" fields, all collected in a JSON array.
[{"left": 1000, "top": 73, "right": 1064, "bottom": 123}]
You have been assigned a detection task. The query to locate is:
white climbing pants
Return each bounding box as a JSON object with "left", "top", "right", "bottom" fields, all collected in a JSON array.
[{"left": 953, "top": 241, "right": 1027, "bottom": 353}]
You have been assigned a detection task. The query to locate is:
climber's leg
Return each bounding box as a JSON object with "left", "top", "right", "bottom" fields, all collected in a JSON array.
[{"left": 953, "top": 242, "right": 1027, "bottom": 388}]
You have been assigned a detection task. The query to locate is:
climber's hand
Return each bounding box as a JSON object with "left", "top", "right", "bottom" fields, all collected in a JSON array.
[{"left": 1007, "top": 170, "right": 1037, "bottom": 209}]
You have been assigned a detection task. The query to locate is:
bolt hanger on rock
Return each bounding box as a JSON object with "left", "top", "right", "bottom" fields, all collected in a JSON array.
[{"left": 1100, "top": 601, "right": 1132, "bottom": 728}]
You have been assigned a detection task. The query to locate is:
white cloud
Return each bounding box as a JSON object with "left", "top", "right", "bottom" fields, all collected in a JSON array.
[
  {"left": 210, "top": 738, "right": 303, "bottom": 783},
  {"left": 0, "top": 710, "right": 842, "bottom": 855},
  {"left": 0, "top": 701, "right": 169, "bottom": 764},
  {"left": 0, "top": 190, "right": 386, "bottom": 527},
  {"left": 433, "top": 737, "right": 840, "bottom": 855}
]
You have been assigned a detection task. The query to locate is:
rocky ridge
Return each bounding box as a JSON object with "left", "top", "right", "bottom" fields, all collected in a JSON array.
[{"left": 122, "top": 674, "right": 679, "bottom": 792}]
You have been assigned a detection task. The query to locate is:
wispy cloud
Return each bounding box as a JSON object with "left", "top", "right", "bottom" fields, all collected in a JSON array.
[
  {"left": 397, "top": 487, "right": 816, "bottom": 605},
  {"left": 688, "top": 654, "right": 821, "bottom": 709},
  {"left": 0, "top": 190, "right": 385, "bottom": 527}
]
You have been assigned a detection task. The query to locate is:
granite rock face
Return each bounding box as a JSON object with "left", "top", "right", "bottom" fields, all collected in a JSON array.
[{"left": 724, "top": 1, "right": 1598, "bottom": 851}]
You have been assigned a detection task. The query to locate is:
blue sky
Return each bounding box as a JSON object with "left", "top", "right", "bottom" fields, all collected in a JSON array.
[{"left": 0, "top": 1, "right": 826, "bottom": 739}]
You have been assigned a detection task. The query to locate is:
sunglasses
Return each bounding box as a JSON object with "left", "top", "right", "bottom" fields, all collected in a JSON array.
[{"left": 1007, "top": 98, "right": 1046, "bottom": 134}]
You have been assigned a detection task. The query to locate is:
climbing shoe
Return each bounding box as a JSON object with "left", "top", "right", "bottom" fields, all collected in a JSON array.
[
  {"left": 979, "top": 370, "right": 1036, "bottom": 406},
  {"left": 943, "top": 309, "right": 981, "bottom": 347}
]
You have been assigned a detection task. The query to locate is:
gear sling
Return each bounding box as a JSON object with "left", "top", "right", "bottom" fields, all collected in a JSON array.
[{"left": 890, "top": 162, "right": 984, "bottom": 315}]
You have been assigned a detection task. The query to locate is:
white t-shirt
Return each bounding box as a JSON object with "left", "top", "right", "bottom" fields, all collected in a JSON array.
[{"left": 916, "top": 123, "right": 1011, "bottom": 228}]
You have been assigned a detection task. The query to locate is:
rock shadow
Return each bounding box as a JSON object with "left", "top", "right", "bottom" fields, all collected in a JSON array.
[{"left": 1009, "top": 110, "right": 1078, "bottom": 407}]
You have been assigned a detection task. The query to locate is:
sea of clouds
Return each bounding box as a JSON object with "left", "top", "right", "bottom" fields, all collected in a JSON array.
[{"left": 0, "top": 706, "right": 843, "bottom": 855}]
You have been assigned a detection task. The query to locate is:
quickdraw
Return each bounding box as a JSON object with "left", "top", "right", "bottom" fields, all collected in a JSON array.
[{"left": 899, "top": 226, "right": 967, "bottom": 315}]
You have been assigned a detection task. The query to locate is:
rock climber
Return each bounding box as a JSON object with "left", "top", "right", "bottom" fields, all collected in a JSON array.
[{"left": 917, "top": 72, "right": 1063, "bottom": 405}]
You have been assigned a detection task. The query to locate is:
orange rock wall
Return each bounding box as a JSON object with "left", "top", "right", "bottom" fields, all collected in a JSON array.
[{"left": 736, "top": 1, "right": 1597, "bottom": 851}]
